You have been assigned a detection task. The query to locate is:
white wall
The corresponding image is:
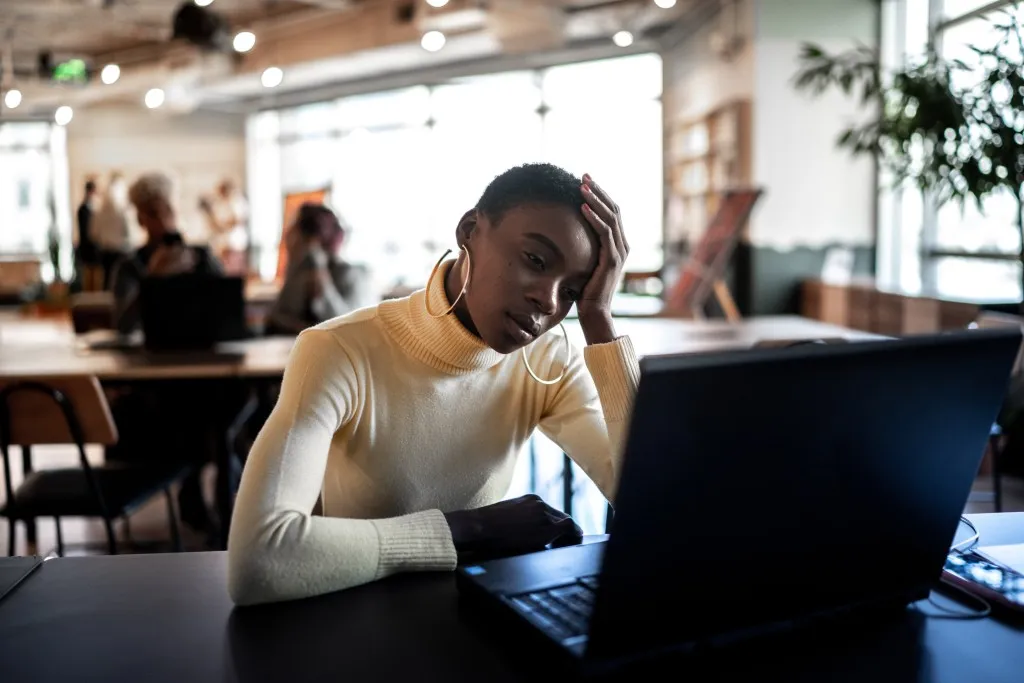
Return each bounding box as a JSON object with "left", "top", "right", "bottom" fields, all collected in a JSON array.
[
  {"left": 662, "top": 0, "right": 755, "bottom": 124},
  {"left": 67, "top": 105, "right": 246, "bottom": 246},
  {"left": 661, "top": 0, "right": 755, "bottom": 245},
  {"left": 750, "top": 0, "right": 878, "bottom": 249}
]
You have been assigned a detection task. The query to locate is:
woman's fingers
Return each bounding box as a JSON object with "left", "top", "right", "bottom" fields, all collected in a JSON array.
[
  {"left": 583, "top": 173, "right": 618, "bottom": 214},
  {"left": 581, "top": 184, "right": 616, "bottom": 227},
  {"left": 583, "top": 174, "right": 628, "bottom": 256},
  {"left": 582, "top": 203, "right": 618, "bottom": 270}
]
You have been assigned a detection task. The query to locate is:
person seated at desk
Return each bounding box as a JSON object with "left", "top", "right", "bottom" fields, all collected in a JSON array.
[
  {"left": 266, "top": 203, "right": 374, "bottom": 335},
  {"left": 110, "top": 172, "right": 222, "bottom": 335},
  {"left": 105, "top": 172, "right": 226, "bottom": 533},
  {"left": 228, "top": 163, "right": 638, "bottom": 605}
]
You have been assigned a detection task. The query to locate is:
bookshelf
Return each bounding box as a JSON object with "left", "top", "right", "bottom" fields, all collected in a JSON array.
[{"left": 665, "top": 100, "right": 752, "bottom": 258}]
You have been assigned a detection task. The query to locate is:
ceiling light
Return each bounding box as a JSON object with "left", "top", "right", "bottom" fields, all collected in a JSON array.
[
  {"left": 3, "top": 89, "right": 22, "bottom": 109},
  {"left": 261, "top": 66, "right": 283, "bottom": 88},
  {"left": 613, "top": 30, "right": 634, "bottom": 48},
  {"left": 100, "top": 64, "right": 120, "bottom": 85},
  {"left": 233, "top": 31, "right": 256, "bottom": 53},
  {"left": 426, "top": 0, "right": 449, "bottom": 7},
  {"left": 654, "top": 0, "right": 677, "bottom": 8},
  {"left": 421, "top": 30, "right": 446, "bottom": 52},
  {"left": 145, "top": 88, "right": 165, "bottom": 109},
  {"left": 55, "top": 106, "right": 74, "bottom": 126},
  {"left": 194, "top": 0, "right": 215, "bottom": 6}
]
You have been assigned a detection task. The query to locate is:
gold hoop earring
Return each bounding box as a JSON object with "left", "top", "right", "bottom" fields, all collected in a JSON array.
[
  {"left": 522, "top": 323, "right": 570, "bottom": 385},
  {"left": 424, "top": 246, "right": 471, "bottom": 318}
]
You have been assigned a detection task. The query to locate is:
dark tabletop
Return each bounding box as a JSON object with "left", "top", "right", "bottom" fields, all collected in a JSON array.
[{"left": 2, "top": 514, "right": 1024, "bottom": 683}]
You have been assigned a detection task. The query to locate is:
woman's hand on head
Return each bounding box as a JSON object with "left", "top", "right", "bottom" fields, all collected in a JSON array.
[
  {"left": 577, "top": 174, "right": 629, "bottom": 345},
  {"left": 444, "top": 494, "right": 583, "bottom": 564}
]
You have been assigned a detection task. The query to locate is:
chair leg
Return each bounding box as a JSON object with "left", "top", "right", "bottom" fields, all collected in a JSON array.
[
  {"left": 102, "top": 517, "right": 118, "bottom": 555},
  {"left": 7, "top": 520, "right": 14, "bottom": 557},
  {"left": 165, "top": 487, "right": 182, "bottom": 552},
  {"left": 122, "top": 516, "right": 133, "bottom": 545},
  {"left": 54, "top": 517, "right": 64, "bottom": 557}
]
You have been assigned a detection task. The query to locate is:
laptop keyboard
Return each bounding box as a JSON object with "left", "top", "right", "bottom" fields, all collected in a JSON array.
[{"left": 507, "top": 576, "right": 599, "bottom": 641}]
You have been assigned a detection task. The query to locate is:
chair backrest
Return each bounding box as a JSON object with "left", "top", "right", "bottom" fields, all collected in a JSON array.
[
  {"left": 974, "top": 312, "right": 1024, "bottom": 375},
  {"left": 0, "top": 376, "right": 118, "bottom": 447}
]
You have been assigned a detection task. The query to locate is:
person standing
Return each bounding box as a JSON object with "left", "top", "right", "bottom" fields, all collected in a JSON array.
[
  {"left": 202, "top": 178, "right": 250, "bottom": 276},
  {"left": 91, "top": 172, "right": 133, "bottom": 289},
  {"left": 74, "top": 179, "right": 102, "bottom": 291}
]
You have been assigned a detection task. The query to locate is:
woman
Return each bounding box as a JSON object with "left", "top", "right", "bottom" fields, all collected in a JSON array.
[
  {"left": 91, "top": 172, "right": 133, "bottom": 289},
  {"left": 201, "top": 178, "right": 250, "bottom": 276},
  {"left": 266, "top": 203, "right": 374, "bottom": 335},
  {"left": 228, "top": 163, "right": 638, "bottom": 605}
]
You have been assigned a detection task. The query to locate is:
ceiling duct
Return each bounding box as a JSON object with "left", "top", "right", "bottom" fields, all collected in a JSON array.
[{"left": 171, "top": 1, "right": 233, "bottom": 53}]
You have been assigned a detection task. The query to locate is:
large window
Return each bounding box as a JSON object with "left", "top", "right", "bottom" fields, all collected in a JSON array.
[
  {"left": 878, "top": 0, "right": 1024, "bottom": 301},
  {"left": 0, "top": 121, "right": 72, "bottom": 281},
  {"left": 248, "top": 54, "right": 664, "bottom": 287}
]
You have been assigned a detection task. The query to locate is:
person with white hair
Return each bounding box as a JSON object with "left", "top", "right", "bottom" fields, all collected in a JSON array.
[
  {"left": 106, "top": 172, "right": 229, "bottom": 535},
  {"left": 109, "top": 172, "right": 223, "bottom": 335}
]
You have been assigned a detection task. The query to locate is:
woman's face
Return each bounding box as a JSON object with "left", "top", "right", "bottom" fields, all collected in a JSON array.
[{"left": 456, "top": 203, "right": 598, "bottom": 354}]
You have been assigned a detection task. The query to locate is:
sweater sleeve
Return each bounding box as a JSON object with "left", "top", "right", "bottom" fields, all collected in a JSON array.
[
  {"left": 536, "top": 336, "right": 641, "bottom": 502},
  {"left": 227, "top": 328, "right": 457, "bottom": 606}
]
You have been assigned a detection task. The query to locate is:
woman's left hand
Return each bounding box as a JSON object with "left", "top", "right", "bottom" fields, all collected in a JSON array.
[{"left": 577, "top": 174, "right": 629, "bottom": 345}]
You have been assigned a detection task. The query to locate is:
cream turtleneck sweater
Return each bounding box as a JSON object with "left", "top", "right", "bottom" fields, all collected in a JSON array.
[{"left": 227, "top": 263, "right": 641, "bottom": 605}]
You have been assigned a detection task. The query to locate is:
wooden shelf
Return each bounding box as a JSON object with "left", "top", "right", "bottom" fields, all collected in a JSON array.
[
  {"left": 801, "top": 279, "right": 980, "bottom": 334},
  {"left": 665, "top": 99, "right": 752, "bottom": 249}
]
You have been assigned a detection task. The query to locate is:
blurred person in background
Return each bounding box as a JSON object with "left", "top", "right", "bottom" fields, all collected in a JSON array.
[
  {"left": 74, "top": 178, "right": 102, "bottom": 291},
  {"left": 265, "top": 203, "right": 374, "bottom": 335},
  {"left": 110, "top": 172, "right": 222, "bottom": 335},
  {"left": 201, "top": 178, "right": 250, "bottom": 276},
  {"left": 106, "top": 172, "right": 231, "bottom": 536},
  {"left": 91, "top": 172, "right": 133, "bottom": 289}
]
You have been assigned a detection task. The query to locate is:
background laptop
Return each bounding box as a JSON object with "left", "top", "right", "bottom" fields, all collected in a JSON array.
[
  {"left": 139, "top": 275, "right": 249, "bottom": 351},
  {"left": 457, "top": 329, "right": 1021, "bottom": 674}
]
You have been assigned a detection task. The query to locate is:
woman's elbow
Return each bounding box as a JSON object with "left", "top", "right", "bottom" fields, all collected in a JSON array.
[{"left": 227, "top": 545, "right": 278, "bottom": 606}]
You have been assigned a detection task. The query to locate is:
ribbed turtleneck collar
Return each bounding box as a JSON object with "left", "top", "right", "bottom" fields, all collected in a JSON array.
[{"left": 377, "top": 260, "right": 505, "bottom": 375}]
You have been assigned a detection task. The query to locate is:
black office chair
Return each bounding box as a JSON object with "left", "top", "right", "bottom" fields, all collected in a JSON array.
[{"left": 0, "top": 377, "right": 189, "bottom": 556}]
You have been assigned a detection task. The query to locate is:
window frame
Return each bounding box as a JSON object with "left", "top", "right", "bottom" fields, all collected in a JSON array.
[
  {"left": 880, "top": 0, "right": 1022, "bottom": 299},
  {"left": 247, "top": 54, "right": 664, "bottom": 283}
]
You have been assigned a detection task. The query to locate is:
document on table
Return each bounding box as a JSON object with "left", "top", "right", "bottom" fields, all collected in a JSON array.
[{"left": 977, "top": 544, "right": 1024, "bottom": 575}]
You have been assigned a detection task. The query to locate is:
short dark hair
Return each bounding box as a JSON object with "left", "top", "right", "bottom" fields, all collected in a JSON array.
[
  {"left": 85, "top": 180, "right": 97, "bottom": 193},
  {"left": 475, "top": 163, "right": 582, "bottom": 224},
  {"left": 296, "top": 202, "right": 342, "bottom": 238}
]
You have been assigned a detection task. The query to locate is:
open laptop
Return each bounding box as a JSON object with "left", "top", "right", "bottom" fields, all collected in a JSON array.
[
  {"left": 456, "top": 329, "right": 1022, "bottom": 675},
  {"left": 139, "top": 275, "right": 249, "bottom": 351}
]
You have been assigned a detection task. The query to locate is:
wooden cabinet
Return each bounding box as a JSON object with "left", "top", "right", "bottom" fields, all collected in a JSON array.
[{"left": 802, "top": 279, "right": 980, "bottom": 334}]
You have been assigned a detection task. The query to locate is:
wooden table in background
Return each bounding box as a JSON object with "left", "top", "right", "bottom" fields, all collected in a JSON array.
[{"left": 0, "top": 314, "right": 874, "bottom": 381}]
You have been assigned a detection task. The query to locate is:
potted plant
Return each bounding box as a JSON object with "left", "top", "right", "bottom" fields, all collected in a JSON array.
[{"left": 793, "top": 4, "right": 1024, "bottom": 297}]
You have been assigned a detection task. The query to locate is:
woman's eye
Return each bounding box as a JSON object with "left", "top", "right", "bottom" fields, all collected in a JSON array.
[{"left": 525, "top": 252, "right": 545, "bottom": 270}]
